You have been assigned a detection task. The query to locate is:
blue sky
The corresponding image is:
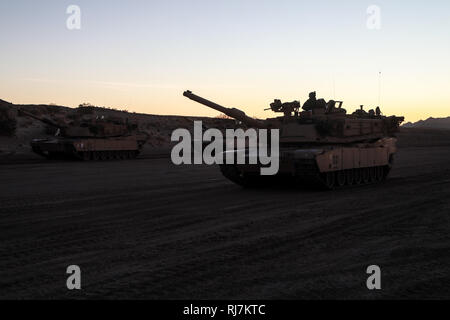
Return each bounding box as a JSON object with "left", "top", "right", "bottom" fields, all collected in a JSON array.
[{"left": 1, "top": 0, "right": 450, "bottom": 121}]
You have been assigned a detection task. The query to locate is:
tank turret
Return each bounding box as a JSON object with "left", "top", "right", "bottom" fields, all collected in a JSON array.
[
  {"left": 19, "top": 108, "right": 132, "bottom": 138},
  {"left": 183, "top": 91, "right": 404, "bottom": 145}
]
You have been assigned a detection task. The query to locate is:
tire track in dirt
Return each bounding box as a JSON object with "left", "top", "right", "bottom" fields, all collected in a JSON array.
[{"left": 1, "top": 148, "right": 450, "bottom": 299}]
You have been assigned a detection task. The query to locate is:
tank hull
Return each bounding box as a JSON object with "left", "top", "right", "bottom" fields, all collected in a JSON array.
[
  {"left": 30, "top": 136, "right": 144, "bottom": 161},
  {"left": 219, "top": 138, "right": 397, "bottom": 189}
]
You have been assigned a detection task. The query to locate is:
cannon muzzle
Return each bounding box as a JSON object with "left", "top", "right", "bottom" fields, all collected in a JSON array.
[{"left": 183, "top": 91, "right": 267, "bottom": 129}]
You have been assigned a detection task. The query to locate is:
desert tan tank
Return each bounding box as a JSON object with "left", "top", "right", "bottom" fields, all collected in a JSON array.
[
  {"left": 19, "top": 109, "right": 148, "bottom": 160},
  {"left": 183, "top": 90, "right": 404, "bottom": 189}
]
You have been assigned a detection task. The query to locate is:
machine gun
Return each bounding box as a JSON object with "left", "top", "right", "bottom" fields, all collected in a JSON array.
[{"left": 266, "top": 99, "right": 300, "bottom": 117}]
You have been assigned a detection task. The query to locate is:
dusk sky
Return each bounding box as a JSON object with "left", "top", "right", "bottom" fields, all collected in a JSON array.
[{"left": 1, "top": 0, "right": 450, "bottom": 122}]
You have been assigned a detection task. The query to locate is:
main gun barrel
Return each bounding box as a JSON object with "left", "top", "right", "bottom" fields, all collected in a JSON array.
[
  {"left": 18, "top": 108, "right": 62, "bottom": 128},
  {"left": 183, "top": 90, "right": 267, "bottom": 129}
]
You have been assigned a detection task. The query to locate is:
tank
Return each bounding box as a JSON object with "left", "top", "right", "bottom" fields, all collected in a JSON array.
[
  {"left": 183, "top": 90, "right": 404, "bottom": 189},
  {"left": 19, "top": 109, "right": 148, "bottom": 160}
]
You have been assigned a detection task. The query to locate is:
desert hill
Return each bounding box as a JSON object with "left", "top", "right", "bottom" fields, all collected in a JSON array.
[{"left": 403, "top": 117, "right": 450, "bottom": 130}]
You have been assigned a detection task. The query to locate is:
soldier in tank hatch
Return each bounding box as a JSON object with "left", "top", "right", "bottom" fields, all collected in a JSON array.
[
  {"left": 302, "top": 92, "right": 317, "bottom": 111},
  {"left": 302, "top": 92, "right": 327, "bottom": 112}
]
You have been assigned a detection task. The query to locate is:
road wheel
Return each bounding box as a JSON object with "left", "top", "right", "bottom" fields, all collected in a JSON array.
[
  {"left": 383, "top": 166, "right": 391, "bottom": 180},
  {"left": 368, "top": 167, "right": 376, "bottom": 183},
  {"left": 353, "top": 168, "right": 362, "bottom": 185},
  {"left": 336, "top": 171, "right": 346, "bottom": 187},
  {"left": 93, "top": 152, "right": 100, "bottom": 161},
  {"left": 100, "top": 151, "right": 108, "bottom": 161},
  {"left": 321, "top": 172, "right": 335, "bottom": 189},
  {"left": 362, "top": 168, "right": 370, "bottom": 184},
  {"left": 375, "top": 166, "right": 384, "bottom": 182},
  {"left": 345, "top": 169, "right": 354, "bottom": 186}
]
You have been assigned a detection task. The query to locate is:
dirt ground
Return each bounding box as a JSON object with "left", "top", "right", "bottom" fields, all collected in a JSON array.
[{"left": 0, "top": 130, "right": 449, "bottom": 299}]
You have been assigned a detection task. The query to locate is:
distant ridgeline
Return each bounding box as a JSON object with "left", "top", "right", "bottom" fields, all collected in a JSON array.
[{"left": 403, "top": 117, "right": 450, "bottom": 130}]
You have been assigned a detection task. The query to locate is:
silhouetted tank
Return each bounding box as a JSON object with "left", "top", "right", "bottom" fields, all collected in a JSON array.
[
  {"left": 183, "top": 90, "right": 404, "bottom": 189},
  {"left": 19, "top": 109, "right": 148, "bottom": 160}
]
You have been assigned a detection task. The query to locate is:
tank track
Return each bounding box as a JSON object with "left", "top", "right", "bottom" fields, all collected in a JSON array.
[
  {"left": 75, "top": 150, "right": 140, "bottom": 161},
  {"left": 32, "top": 147, "right": 139, "bottom": 161},
  {"left": 219, "top": 163, "right": 391, "bottom": 190},
  {"left": 315, "top": 166, "right": 390, "bottom": 190}
]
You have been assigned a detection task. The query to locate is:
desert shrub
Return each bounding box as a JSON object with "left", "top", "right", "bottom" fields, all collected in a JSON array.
[
  {"left": 77, "top": 103, "right": 131, "bottom": 115},
  {"left": 0, "top": 107, "right": 16, "bottom": 136},
  {"left": 77, "top": 103, "right": 96, "bottom": 115}
]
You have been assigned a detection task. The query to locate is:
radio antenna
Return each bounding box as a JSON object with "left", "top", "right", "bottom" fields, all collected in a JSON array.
[
  {"left": 332, "top": 74, "right": 336, "bottom": 100},
  {"left": 378, "top": 71, "right": 382, "bottom": 107}
]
